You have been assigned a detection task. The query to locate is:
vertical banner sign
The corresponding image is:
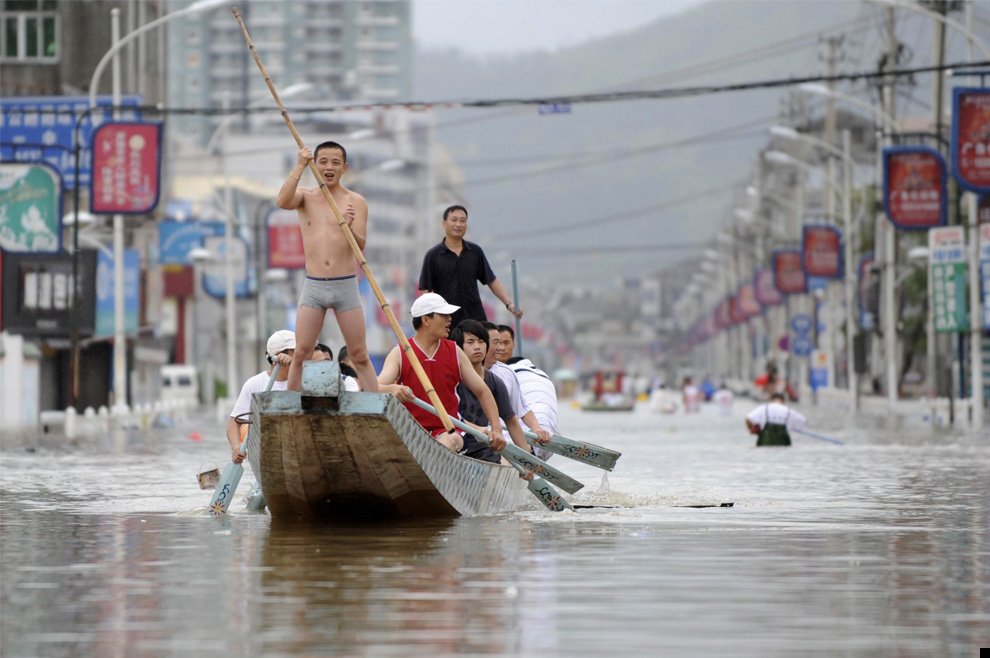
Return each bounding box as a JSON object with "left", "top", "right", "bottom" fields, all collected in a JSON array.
[
  {"left": 882, "top": 146, "right": 947, "bottom": 230},
  {"left": 857, "top": 253, "right": 878, "bottom": 331},
  {"left": 0, "top": 162, "right": 62, "bottom": 253},
  {"left": 91, "top": 121, "right": 162, "bottom": 215},
  {"left": 980, "top": 224, "right": 990, "bottom": 330},
  {"left": 929, "top": 226, "right": 969, "bottom": 333},
  {"left": 754, "top": 269, "right": 782, "bottom": 307},
  {"left": 737, "top": 283, "right": 761, "bottom": 319},
  {"left": 802, "top": 225, "right": 843, "bottom": 279},
  {"left": 772, "top": 249, "right": 806, "bottom": 295},
  {"left": 266, "top": 207, "right": 305, "bottom": 269},
  {"left": 95, "top": 249, "right": 141, "bottom": 337},
  {"left": 951, "top": 87, "right": 990, "bottom": 193}
]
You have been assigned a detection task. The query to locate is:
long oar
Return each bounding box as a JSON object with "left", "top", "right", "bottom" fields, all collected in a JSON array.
[
  {"left": 410, "top": 397, "right": 582, "bottom": 498},
  {"left": 210, "top": 364, "right": 280, "bottom": 518},
  {"left": 521, "top": 429, "right": 621, "bottom": 471},
  {"left": 232, "top": 8, "right": 454, "bottom": 434},
  {"left": 793, "top": 428, "right": 845, "bottom": 446}
]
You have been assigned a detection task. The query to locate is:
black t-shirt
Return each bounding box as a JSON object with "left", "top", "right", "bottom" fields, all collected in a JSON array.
[
  {"left": 457, "top": 369, "right": 512, "bottom": 464},
  {"left": 418, "top": 239, "right": 496, "bottom": 326}
]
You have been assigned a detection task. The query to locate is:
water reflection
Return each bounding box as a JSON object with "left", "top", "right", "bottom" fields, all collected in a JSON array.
[{"left": 1, "top": 403, "right": 988, "bottom": 656}]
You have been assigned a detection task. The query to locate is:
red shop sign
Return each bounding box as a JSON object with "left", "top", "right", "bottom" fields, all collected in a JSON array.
[
  {"left": 883, "top": 146, "right": 947, "bottom": 230},
  {"left": 802, "top": 225, "right": 843, "bottom": 279},
  {"left": 773, "top": 250, "right": 806, "bottom": 295},
  {"left": 951, "top": 87, "right": 990, "bottom": 193},
  {"left": 90, "top": 121, "right": 162, "bottom": 214}
]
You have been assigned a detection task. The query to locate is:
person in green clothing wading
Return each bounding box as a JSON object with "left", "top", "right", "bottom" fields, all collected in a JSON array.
[{"left": 744, "top": 392, "right": 807, "bottom": 447}]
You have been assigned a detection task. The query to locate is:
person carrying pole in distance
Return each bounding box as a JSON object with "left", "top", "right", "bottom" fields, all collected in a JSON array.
[
  {"left": 744, "top": 392, "right": 807, "bottom": 447},
  {"left": 377, "top": 293, "right": 507, "bottom": 454},
  {"left": 276, "top": 141, "right": 379, "bottom": 394}
]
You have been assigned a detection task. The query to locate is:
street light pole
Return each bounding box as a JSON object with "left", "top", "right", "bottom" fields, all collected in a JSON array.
[
  {"left": 110, "top": 9, "right": 126, "bottom": 409},
  {"left": 221, "top": 93, "right": 237, "bottom": 406},
  {"left": 87, "top": 0, "right": 227, "bottom": 409}
]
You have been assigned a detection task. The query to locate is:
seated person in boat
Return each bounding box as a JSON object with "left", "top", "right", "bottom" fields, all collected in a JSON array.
[
  {"left": 483, "top": 322, "right": 553, "bottom": 454},
  {"left": 226, "top": 330, "right": 325, "bottom": 464},
  {"left": 493, "top": 324, "right": 556, "bottom": 460},
  {"left": 450, "top": 319, "right": 532, "bottom": 463},
  {"left": 334, "top": 345, "right": 362, "bottom": 392},
  {"left": 377, "top": 293, "right": 507, "bottom": 454},
  {"left": 744, "top": 392, "right": 806, "bottom": 447}
]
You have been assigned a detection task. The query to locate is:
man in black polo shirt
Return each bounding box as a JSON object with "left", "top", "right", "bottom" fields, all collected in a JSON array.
[{"left": 418, "top": 205, "right": 523, "bottom": 329}]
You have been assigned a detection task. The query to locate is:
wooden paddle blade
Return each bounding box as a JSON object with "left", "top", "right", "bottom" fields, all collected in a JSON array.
[
  {"left": 209, "top": 462, "right": 243, "bottom": 518},
  {"left": 532, "top": 434, "right": 621, "bottom": 471},
  {"left": 503, "top": 444, "right": 584, "bottom": 494},
  {"left": 527, "top": 476, "right": 573, "bottom": 512}
]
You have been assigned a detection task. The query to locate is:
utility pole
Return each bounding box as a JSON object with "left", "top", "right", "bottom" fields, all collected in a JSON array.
[
  {"left": 880, "top": 6, "right": 900, "bottom": 405},
  {"left": 822, "top": 35, "right": 843, "bottom": 391}
]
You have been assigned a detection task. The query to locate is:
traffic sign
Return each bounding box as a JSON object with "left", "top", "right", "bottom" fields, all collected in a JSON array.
[
  {"left": 792, "top": 335, "right": 813, "bottom": 357},
  {"left": 790, "top": 314, "right": 813, "bottom": 334}
]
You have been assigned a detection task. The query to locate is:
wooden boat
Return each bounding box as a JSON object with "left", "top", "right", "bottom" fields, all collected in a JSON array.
[{"left": 243, "top": 361, "right": 533, "bottom": 522}]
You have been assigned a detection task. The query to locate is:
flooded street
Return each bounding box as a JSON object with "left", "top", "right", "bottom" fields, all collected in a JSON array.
[{"left": 1, "top": 400, "right": 988, "bottom": 657}]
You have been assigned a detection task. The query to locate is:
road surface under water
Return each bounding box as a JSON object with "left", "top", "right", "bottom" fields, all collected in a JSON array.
[{"left": 1, "top": 397, "right": 988, "bottom": 657}]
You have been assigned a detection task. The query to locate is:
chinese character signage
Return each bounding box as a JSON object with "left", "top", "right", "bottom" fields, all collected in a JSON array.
[
  {"left": 951, "top": 87, "right": 990, "bottom": 193},
  {"left": 883, "top": 146, "right": 947, "bottom": 230},
  {"left": 0, "top": 95, "right": 141, "bottom": 189},
  {"left": 929, "top": 227, "right": 968, "bottom": 333},
  {"left": 0, "top": 162, "right": 62, "bottom": 253},
  {"left": 802, "top": 224, "right": 843, "bottom": 279},
  {"left": 772, "top": 249, "right": 806, "bottom": 295},
  {"left": 91, "top": 121, "right": 162, "bottom": 215},
  {"left": 754, "top": 268, "right": 782, "bottom": 307}
]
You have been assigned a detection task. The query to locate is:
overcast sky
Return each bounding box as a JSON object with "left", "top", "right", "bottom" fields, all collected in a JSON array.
[{"left": 412, "top": 0, "right": 706, "bottom": 56}]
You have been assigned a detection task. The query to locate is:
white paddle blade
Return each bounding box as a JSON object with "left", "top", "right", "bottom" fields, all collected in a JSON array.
[{"left": 209, "top": 462, "right": 244, "bottom": 517}]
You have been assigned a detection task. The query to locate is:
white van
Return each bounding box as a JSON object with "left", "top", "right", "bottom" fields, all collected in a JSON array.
[{"left": 161, "top": 365, "right": 199, "bottom": 405}]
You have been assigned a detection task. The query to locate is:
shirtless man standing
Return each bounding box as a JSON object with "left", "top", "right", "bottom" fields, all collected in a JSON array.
[{"left": 276, "top": 141, "right": 379, "bottom": 392}]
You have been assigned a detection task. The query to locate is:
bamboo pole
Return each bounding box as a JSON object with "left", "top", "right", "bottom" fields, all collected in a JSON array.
[{"left": 232, "top": 7, "right": 454, "bottom": 433}]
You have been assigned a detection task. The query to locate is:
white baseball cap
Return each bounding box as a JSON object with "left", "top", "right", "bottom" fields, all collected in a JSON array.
[
  {"left": 410, "top": 292, "right": 460, "bottom": 318},
  {"left": 266, "top": 329, "right": 296, "bottom": 357}
]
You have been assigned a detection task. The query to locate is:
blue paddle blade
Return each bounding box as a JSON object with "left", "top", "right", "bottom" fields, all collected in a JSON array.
[{"left": 209, "top": 462, "right": 244, "bottom": 517}]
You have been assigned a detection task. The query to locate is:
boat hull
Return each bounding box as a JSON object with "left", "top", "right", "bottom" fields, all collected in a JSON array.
[{"left": 248, "top": 389, "right": 532, "bottom": 521}]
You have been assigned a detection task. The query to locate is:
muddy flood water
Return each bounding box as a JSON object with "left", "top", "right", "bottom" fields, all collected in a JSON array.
[{"left": 1, "top": 397, "right": 988, "bottom": 657}]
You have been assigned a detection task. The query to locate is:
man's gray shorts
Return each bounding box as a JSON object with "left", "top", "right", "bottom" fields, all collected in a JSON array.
[{"left": 298, "top": 275, "right": 362, "bottom": 313}]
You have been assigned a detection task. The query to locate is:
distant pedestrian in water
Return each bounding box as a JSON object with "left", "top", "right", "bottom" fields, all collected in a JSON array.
[
  {"left": 713, "top": 382, "right": 734, "bottom": 417},
  {"left": 418, "top": 205, "right": 522, "bottom": 329},
  {"left": 744, "top": 392, "right": 806, "bottom": 447},
  {"left": 682, "top": 377, "right": 702, "bottom": 413}
]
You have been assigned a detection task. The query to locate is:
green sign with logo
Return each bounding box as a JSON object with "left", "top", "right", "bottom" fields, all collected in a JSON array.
[
  {"left": 932, "top": 262, "right": 969, "bottom": 333},
  {"left": 0, "top": 162, "right": 62, "bottom": 253}
]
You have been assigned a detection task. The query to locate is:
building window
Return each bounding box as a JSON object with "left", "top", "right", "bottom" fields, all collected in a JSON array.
[{"left": 0, "top": 1, "right": 58, "bottom": 62}]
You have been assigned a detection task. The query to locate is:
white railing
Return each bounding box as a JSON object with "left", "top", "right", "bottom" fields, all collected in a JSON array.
[{"left": 39, "top": 398, "right": 198, "bottom": 438}]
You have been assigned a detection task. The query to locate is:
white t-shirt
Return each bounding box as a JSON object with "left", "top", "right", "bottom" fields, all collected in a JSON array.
[
  {"left": 508, "top": 358, "right": 559, "bottom": 434},
  {"left": 230, "top": 370, "right": 288, "bottom": 420},
  {"left": 489, "top": 361, "right": 531, "bottom": 419},
  {"left": 713, "top": 388, "right": 734, "bottom": 416},
  {"left": 342, "top": 375, "right": 360, "bottom": 392},
  {"left": 745, "top": 402, "right": 806, "bottom": 431}
]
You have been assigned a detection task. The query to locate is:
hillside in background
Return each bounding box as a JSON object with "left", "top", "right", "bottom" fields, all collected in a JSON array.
[{"left": 412, "top": 0, "right": 973, "bottom": 285}]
